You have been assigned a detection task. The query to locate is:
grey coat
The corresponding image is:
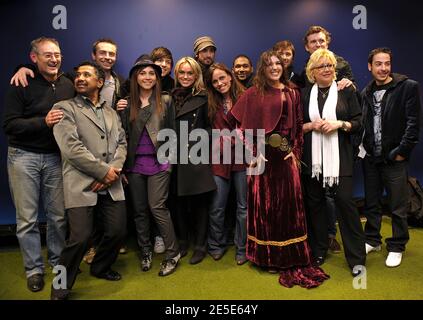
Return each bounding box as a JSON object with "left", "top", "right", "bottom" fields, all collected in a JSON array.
[{"left": 53, "top": 95, "right": 127, "bottom": 209}]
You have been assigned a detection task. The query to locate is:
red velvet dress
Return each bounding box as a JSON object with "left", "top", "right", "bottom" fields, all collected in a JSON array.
[{"left": 231, "top": 86, "right": 329, "bottom": 288}]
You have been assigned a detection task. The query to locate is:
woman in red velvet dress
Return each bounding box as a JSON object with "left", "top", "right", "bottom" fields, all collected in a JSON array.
[{"left": 230, "top": 49, "right": 329, "bottom": 288}]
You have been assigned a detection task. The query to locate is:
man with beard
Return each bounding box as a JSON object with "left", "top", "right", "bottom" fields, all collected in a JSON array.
[
  {"left": 50, "top": 61, "right": 127, "bottom": 300},
  {"left": 3, "top": 37, "right": 74, "bottom": 292},
  {"left": 193, "top": 35, "right": 217, "bottom": 80},
  {"left": 232, "top": 54, "right": 254, "bottom": 88}
]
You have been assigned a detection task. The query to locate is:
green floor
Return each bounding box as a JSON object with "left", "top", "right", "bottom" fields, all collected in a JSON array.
[{"left": 1, "top": 216, "right": 422, "bottom": 300}]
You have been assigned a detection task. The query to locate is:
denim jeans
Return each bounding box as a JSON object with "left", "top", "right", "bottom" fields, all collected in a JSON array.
[
  {"left": 7, "top": 147, "right": 66, "bottom": 278},
  {"left": 208, "top": 171, "right": 247, "bottom": 259}
]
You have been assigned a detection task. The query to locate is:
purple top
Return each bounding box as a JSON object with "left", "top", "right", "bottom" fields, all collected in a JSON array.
[{"left": 129, "top": 128, "right": 169, "bottom": 175}]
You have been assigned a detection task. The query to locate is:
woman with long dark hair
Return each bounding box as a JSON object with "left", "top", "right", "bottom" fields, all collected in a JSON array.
[
  {"left": 121, "top": 55, "right": 180, "bottom": 277},
  {"left": 205, "top": 63, "right": 247, "bottom": 265},
  {"left": 230, "top": 49, "right": 329, "bottom": 288}
]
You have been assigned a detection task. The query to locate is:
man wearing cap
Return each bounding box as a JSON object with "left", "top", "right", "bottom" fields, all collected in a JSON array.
[
  {"left": 193, "top": 35, "right": 217, "bottom": 79},
  {"left": 50, "top": 61, "right": 127, "bottom": 300}
]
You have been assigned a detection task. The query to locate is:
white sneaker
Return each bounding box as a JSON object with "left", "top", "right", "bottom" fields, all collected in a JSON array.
[
  {"left": 154, "top": 236, "right": 165, "bottom": 254},
  {"left": 365, "top": 243, "right": 381, "bottom": 255},
  {"left": 385, "top": 252, "right": 403, "bottom": 267}
]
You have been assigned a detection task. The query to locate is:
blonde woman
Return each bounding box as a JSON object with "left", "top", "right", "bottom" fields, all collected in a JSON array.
[
  {"left": 301, "top": 48, "right": 366, "bottom": 276},
  {"left": 171, "top": 57, "right": 216, "bottom": 264}
]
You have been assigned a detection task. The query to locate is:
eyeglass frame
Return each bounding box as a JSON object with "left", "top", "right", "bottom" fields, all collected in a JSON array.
[{"left": 312, "top": 63, "right": 335, "bottom": 71}]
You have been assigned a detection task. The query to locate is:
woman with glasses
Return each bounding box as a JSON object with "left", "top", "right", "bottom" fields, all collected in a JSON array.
[
  {"left": 230, "top": 50, "right": 329, "bottom": 288},
  {"left": 301, "top": 48, "right": 366, "bottom": 276}
]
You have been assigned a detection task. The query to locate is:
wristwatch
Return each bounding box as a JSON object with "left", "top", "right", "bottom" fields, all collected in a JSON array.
[{"left": 341, "top": 121, "right": 348, "bottom": 131}]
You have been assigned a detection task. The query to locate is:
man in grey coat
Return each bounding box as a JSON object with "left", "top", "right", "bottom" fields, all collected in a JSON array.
[{"left": 50, "top": 61, "right": 127, "bottom": 300}]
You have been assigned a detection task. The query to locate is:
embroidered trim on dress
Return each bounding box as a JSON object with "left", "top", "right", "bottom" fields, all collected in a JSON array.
[{"left": 247, "top": 234, "right": 307, "bottom": 247}]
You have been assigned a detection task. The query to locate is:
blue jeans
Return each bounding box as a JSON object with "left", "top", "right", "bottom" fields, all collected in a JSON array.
[
  {"left": 7, "top": 147, "right": 66, "bottom": 278},
  {"left": 208, "top": 171, "right": 247, "bottom": 259}
]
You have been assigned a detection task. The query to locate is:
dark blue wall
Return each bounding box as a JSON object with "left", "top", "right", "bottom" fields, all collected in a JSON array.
[{"left": 1, "top": 0, "right": 422, "bottom": 224}]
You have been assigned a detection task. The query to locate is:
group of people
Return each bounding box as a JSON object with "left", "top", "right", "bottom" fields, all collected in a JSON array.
[{"left": 3, "top": 25, "right": 421, "bottom": 299}]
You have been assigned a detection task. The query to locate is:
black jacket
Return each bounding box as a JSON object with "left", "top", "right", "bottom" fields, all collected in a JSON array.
[
  {"left": 301, "top": 85, "right": 362, "bottom": 176},
  {"left": 18, "top": 63, "right": 124, "bottom": 109},
  {"left": 172, "top": 89, "right": 216, "bottom": 196},
  {"left": 361, "top": 73, "right": 421, "bottom": 161},
  {"left": 3, "top": 70, "right": 75, "bottom": 153}
]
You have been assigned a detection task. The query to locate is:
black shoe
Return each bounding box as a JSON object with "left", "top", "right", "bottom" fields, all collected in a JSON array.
[
  {"left": 313, "top": 256, "right": 325, "bottom": 267},
  {"left": 189, "top": 250, "right": 206, "bottom": 265},
  {"left": 180, "top": 246, "right": 188, "bottom": 258},
  {"left": 50, "top": 287, "right": 70, "bottom": 300},
  {"left": 351, "top": 265, "right": 365, "bottom": 277},
  {"left": 92, "top": 269, "right": 122, "bottom": 281},
  {"left": 27, "top": 274, "right": 44, "bottom": 292}
]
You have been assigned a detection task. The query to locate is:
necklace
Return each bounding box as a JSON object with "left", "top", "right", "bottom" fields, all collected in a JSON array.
[{"left": 318, "top": 87, "right": 330, "bottom": 99}]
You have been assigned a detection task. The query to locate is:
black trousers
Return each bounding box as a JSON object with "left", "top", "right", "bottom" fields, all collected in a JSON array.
[
  {"left": 174, "top": 192, "right": 211, "bottom": 253},
  {"left": 58, "top": 194, "right": 126, "bottom": 290},
  {"left": 303, "top": 175, "right": 366, "bottom": 269},
  {"left": 363, "top": 157, "right": 410, "bottom": 252}
]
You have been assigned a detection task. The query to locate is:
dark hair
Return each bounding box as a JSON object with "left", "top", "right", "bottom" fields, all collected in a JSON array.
[
  {"left": 129, "top": 64, "right": 163, "bottom": 123},
  {"left": 92, "top": 38, "right": 117, "bottom": 54},
  {"left": 150, "top": 46, "right": 174, "bottom": 68},
  {"left": 74, "top": 61, "right": 106, "bottom": 81},
  {"left": 30, "top": 37, "right": 60, "bottom": 54},
  {"left": 232, "top": 54, "right": 253, "bottom": 68},
  {"left": 205, "top": 63, "right": 245, "bottom": 121},
  {"left": 303, "top": 25, "right": 331, "bottom": 46},
  {"left": 253, "top": 50, "right": 288, "bottom": 96},
  {"left": 273, "top": 40, "right": 295, "bottom": 57},
  {"left": 368, "top": 47, "right": 393, "bottom": 64}
]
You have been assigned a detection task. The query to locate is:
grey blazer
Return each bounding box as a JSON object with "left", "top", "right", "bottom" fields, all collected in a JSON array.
[{"left": 53, "top": 95, "right": 127, "bottom": 209}]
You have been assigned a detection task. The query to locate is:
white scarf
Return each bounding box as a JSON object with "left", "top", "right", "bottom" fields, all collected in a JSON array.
[{"left": 309, "top": 81, "right": 339, "bottom": 187}]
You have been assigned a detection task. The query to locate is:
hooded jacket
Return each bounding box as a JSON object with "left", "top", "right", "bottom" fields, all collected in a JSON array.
[{"left": 361, "top": 73, "right": 421, "bottom": 161}]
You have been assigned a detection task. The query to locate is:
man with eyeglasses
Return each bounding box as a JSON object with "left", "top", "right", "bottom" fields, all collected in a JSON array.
[
  {"left": 3, "top": 37, "right": 74, "bottom": 293},
  {"left": 10, "top": 38, "right": 124, "bottom": 111},
  {"left": 299, "top": 25, "right": 355, "bottom": 90}
]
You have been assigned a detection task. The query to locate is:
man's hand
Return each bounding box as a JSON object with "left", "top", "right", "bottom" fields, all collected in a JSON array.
[
  {"left": 337, "top": 78, "right": 355, "bottom": 91},
  {"left": 116, "top": 99, "right": 128, "bottom": 111},
  {"left": 395, "top": 154, "right": 405, "bottom": 161},
  {"left": 90, "top": 181, "right": 108, "bottom": 192},
  {"left": 45, "top": 109, "right": 64, "bottom": 127},
  {"left": 10, "top": 67, "right": 34, "bottom": 87},
  {"left": 103, "top": 167, "right": 121, "bottom": 184}
]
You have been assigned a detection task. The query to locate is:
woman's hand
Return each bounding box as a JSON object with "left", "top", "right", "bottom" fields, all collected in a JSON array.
[
  {"left": 321, "top": 120, "right": 342, "bottom": 134},
  {"left": 303, "top": 119, "right": 325, "bottom": 133},
  {"left": 284, "top": 151, "right": 299, "bottom": 170}
]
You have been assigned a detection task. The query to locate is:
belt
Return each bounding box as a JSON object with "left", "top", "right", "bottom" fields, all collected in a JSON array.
[{"left": 265, "top": 133, "right": 292, "bottom": 153}]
